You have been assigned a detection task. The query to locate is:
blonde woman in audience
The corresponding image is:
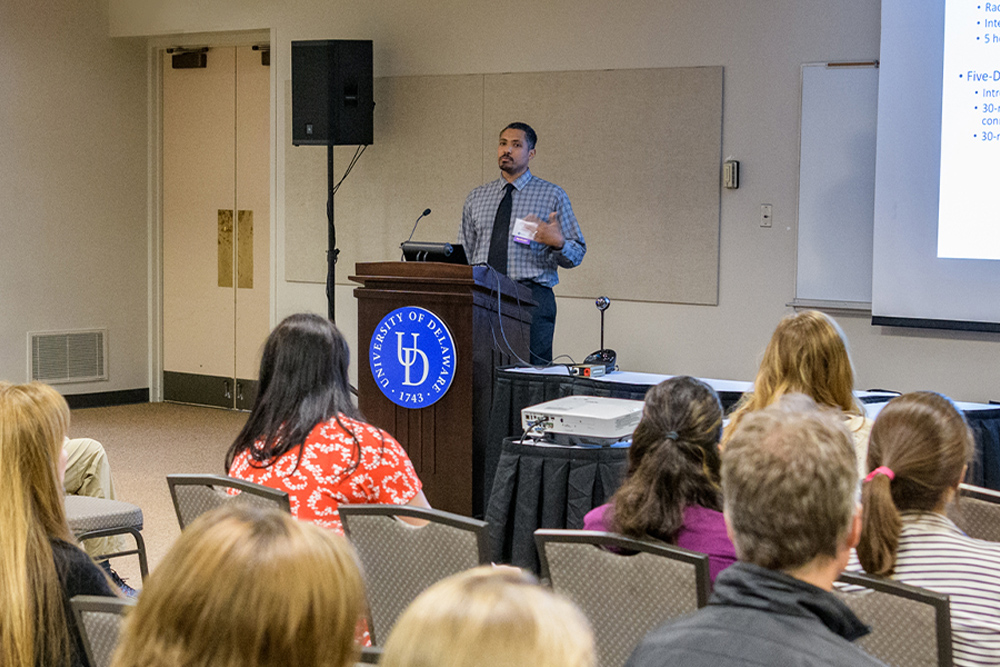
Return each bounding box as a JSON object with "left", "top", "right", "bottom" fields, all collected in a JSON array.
[
  {"left": 0, "top": 382, "right": 116, "bottom": 667},
  {"left": 851, "top": 392, "right": 1000, "bottom": 667},
  {"left": 381, "top": 566, "right": 596, "bottom": 667},
  {"left": 723, "top": 310, "right": 872, "bottom": 475},
  {"left": 111, "top": 504, "right": 366, "bottom": 667}
]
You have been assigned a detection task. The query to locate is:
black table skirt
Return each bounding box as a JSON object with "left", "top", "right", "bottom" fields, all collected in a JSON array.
[
  {"left": 483, "top": 368, "right": 1000, "bottom": 503},
  {"left": 967, "top": 407, "right": 1000, "bottom": 489},
  {"left": 485, "top": 438, "right": 628, "bottom": 573},
  {"left": 483, "top": 369, "right": 743, "bottom": 508}
]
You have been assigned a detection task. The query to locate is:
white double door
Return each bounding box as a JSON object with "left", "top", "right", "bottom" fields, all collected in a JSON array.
[{"left": 162, "top": 45, "right": 270, "bottom": 409}]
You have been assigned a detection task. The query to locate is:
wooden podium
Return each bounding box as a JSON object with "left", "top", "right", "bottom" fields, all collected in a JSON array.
[{"left": 350, "top": 262, "right": 533, "bottom": 517}]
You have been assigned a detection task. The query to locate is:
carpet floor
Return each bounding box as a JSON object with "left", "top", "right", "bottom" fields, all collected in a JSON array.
[{"left": 69, "top": 402, "right": 248, "bottom": 590}]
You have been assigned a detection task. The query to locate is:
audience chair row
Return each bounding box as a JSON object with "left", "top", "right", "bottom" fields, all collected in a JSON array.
[
  {"left": 73, "top": 519, "right": 955, "bottom": 667},
  {"left": 535, "top": 531, "right": 954, "bottom": 667},
  {"left": 70, "top": 595, "right": 382, "bottom": 667},
  {"left": 73, "top": 475, "right": 1000, "bottom": 667}
]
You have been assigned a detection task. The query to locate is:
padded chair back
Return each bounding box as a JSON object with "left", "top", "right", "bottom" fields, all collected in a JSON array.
[
  {"left": 836, "top": 571, "right": 952, "bottom": 667},
  {"left": 535, "top": 529, "right": 710, "bottom": 667},
  {"left": 167, "top": 474, "right": 291, "bottom": 529},
  {"left": 948, "top": 483, "right": 1000, "bottom": 542},
  {"left": 71, "top": 595, "right": 136, "bottom": 667},
  {"left": 338, "top": 504, "right": 490, "bottom": 645}
]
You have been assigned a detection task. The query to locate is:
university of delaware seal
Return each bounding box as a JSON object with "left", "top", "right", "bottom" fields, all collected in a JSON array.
[{"left": 369, "top": 306, "right": 457, "bottom": 408}]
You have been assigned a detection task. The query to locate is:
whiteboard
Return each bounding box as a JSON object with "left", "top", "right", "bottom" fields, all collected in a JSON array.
[{"left": 794, "top": 63, "right": 879, "bottom": 308}]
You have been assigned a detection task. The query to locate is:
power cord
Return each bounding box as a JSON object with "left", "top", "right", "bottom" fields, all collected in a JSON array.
[
  {"left": 479, "top": 263, "right": 576, "bottom": 370},
  {"left": 332, "top": 145, "right": 367, "bottom": 195}
]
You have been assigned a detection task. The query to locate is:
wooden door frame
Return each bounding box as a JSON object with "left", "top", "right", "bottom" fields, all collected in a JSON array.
[{"left": 146, "top": 29, "right": 276, "bottom": 403}]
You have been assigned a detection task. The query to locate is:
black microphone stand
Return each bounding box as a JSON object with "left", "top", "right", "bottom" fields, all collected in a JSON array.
[
  {"left": 326, "top": 146, "right": 339, "bottom": 322},
  {"left": 584, "top": 296, "right": 617, "bottom": 372}
]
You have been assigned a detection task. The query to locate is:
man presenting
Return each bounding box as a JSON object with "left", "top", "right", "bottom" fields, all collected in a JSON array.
[
  {"left": 626, "top": 395, "right": 886, "bottom": 667},
  {"left": 459, "top": 122, "right": 585, "bottom": 365}
]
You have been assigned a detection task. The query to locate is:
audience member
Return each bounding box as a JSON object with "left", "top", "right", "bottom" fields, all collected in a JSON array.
[
  {"left": 110, "top": 504, "right": 366, "bottom": 667},
  {"left": 851, "top": 391, "right": 1000, "bottom": 666},
  {"left": 0, "top": 382, "right": 117, "bottom": 667},
  {"left": 583, "top": 376, "right": 736, "bottom": 582},
  {"left": 381, "top": 566, "right": 595, "bottom": 667},
  {"left": 723, "top": 310, "right": 872, "bottom": 476},
  {"left": 226, "top": 313, "right": 430, "bottom": 533},
  {"left": 626, "top": 395, "right": 885, "bottom": 667},
  {"left": 63, "top": 435, "right": 135, "bottom": 595}
]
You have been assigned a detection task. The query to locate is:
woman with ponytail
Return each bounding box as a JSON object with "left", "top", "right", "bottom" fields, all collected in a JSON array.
[
  {"left": 851, "top": 391, "right": 1000, "bottom": 667},
  {"left": 583, "top": 376, "right": 736, "bottom": 582},
  {"left": 0, "top": 382, "right": 116, "bottom": 667}
]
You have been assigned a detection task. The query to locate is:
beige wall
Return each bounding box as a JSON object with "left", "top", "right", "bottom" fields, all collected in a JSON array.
[
  {"left": 104, "top": 0, "right": 1000, "bottom": 402},
  {"left": 0, "top": 0, "right": 148, "bottom": 394}
]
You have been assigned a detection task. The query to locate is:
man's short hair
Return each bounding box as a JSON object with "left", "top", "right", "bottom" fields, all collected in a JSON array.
[
  {"left": 721, "top": 394, "right": 858, "bottom": 571},
  {"left": 502, "top": 122, "right": 537, "bottom": 149}
]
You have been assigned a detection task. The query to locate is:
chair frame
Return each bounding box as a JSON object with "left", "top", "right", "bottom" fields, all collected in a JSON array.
[
  {"left": 949, "top": 483, "right": 1000, "bottom": 542},
  {"left": 534, "top": 529, "right": 712, "bottom": 608},
  {"left": 837, "top": 570, "right": 953, "bottom": 667},
  {"left": 70, "top": 594, "right": 137, "bottom": 667},
  {"left": 166, "top": 474, "right": 291, "bottom": 529},
  {"left": 338, "top": 504, "right": 492, "bottom": 564},
  {"left": 65, "top": 496, "right": 149, "bottom": 579},
  {"left": 958, "top": 482, "right": 1000, "bottom": 504},
  {"left": 76, "top": 525, "right": 149, "bottom": 579}
]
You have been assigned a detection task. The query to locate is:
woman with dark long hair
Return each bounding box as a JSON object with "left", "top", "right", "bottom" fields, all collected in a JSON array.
[
  {"left": 227, "top": 313, "right": 429, "bottom": 534},
  {"left": 851, "top": 392, "right": 1000, "bottom": 667},
  {"left": 583, "top": 376, "right": 736, "bottom": 582}
]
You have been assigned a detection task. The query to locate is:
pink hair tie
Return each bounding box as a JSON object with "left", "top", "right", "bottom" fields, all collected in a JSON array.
[{"left": 864, "top": 466, "right": 895, "bottom": 483}]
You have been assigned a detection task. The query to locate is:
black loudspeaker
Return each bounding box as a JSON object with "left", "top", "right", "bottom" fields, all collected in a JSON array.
[{"left": 291, "top": 39, "right": 373, "bottom": 146}]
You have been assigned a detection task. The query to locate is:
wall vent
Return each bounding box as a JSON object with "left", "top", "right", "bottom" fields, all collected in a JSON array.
[{"left": 28, "top": 329, "right": 107, "bottom": 384}]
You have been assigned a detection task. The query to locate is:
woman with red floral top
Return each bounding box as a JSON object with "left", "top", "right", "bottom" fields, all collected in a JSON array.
[{"left": 227, "top": 313, "right": 430, "bottom": 534}]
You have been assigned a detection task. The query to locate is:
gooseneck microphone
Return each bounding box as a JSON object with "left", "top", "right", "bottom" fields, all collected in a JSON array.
[
  {"left": 595, "top": 296, "right": 611, "bottom": 350},
  {"left": 401, "top": 208, "right": 463, "bottom": 263},
  {"left": 405, "top": 208, "right": 433, "bottom": 243}
]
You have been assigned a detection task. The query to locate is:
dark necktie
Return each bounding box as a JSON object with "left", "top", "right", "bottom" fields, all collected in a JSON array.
[{"left": 487, "top": 183, "right": 515, "bottom": 274}]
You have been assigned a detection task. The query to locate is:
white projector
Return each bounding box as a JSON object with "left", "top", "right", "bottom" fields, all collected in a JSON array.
[{"left": 521, "top": 396, "right": 644, "bottom": 446}]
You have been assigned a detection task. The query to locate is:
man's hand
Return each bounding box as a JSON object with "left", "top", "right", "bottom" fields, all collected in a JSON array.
[{"left": 526, "top": 212, "right": 564, "bottom": 250}]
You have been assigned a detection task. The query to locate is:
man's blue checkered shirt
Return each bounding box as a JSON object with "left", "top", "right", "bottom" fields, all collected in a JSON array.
[{"left": 458, "top": 170, "right": 585, "bottom": 287}]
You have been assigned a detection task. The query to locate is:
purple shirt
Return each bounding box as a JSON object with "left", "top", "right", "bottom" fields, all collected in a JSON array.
[{"left": 583, "top": 503, "right": 737, "bottom": 584}]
